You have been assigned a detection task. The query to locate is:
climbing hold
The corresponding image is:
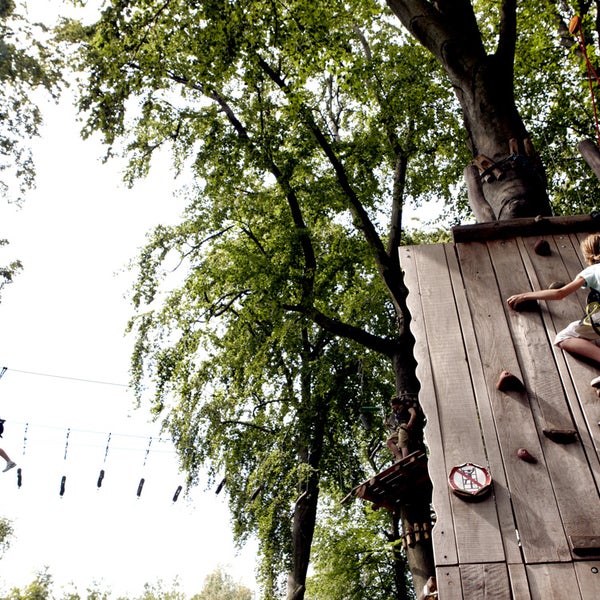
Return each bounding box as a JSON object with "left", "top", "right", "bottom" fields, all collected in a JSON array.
[
  {"left": 172, "top": 485, "right": 182, "bottom": 502},
  {"left": 97, "top": 469, "right": 105, "bottom": 488},
  {"left": 513, "top": 298, "right": 538, "bottom": 312},
  {"left": 543, "top": 428, "right": 577, "bottom": 444},
  {"left": 137, "top": 477, "right": 145, "bottom": 497},
  {"left": 517, "top": 448, "right": 537, "bottom": 463},
  {"left": 534, "top": 239, "right": 551, "bottom": 256},
  {"left": 496, "top": 370, "right": 525, "bottom": 392},
  {"left": 59, "top": 475, "right": 66, "bottom": 497}
]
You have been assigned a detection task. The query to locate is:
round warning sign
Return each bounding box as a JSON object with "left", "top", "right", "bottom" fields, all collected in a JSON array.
[{"left": 448, "top": 462, "right": 492, "bottom": 501}]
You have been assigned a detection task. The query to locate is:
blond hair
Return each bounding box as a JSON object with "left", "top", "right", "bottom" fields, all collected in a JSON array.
[{"left": 581, "top": 233, "right": 600, "bottom": 265}]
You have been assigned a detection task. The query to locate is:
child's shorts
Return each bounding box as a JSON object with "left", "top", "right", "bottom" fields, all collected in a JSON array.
[
  {"left": 554, "top": 320, "right": 600, "bottom": 346},
  {"left": 387, "top": 427, "right": 410, "bottom": 448}
]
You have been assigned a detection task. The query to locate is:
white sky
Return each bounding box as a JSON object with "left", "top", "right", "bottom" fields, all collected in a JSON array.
[{"left": 0, "top": 3, "right": 258, "bottom": 595}]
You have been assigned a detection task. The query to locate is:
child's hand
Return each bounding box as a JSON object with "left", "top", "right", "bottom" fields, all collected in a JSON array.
[{"left": 507, "top": 293, "right": 528, "bottom": 309}]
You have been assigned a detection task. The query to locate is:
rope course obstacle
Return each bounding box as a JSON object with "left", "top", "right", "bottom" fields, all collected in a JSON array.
[{"left": 0, "top": 365, "right": 190, "bottom": 504}]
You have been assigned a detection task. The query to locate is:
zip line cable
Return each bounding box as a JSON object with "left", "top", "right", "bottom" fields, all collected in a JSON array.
[
  {"left": 0, "top": 365, "right": 128, "bottom": 388},
  {"left": 0, "top": 365, "right": 187, "bottom": 501}
]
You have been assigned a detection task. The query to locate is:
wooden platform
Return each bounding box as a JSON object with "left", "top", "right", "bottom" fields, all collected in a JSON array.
[
  {"left": 345, "top": 450, "right": 430, "bottom": 512},
  {"left": 398, "top": 216, "right": 600, "bottom": 599}
]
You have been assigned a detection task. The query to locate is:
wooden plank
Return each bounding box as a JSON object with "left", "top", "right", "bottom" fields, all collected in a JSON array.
[
  {"left": 435, "top": 566, "right": 463, "bottom": 600},
  {"left": 526, "top": 563, "right": 582, "bottom": 600},
  {"left": 505, "top": 238, "right": 600, "bottom": 546},
  {"left": 411, "top": 243, "right": 505, "bottom": 564},
  {"left": 573, "top": 560, "right": 600, "bottom": 599},
  {"left": 400, "top": 245, "right": 458, "bottom": 567},
  {"left": 445, "top": 244, "right": 522, "bottom": 564},
  {"left": 452, "top": 214, "right": 600, "bottom": 243},
  {"left": 460, "top": 563, "right": 511, "bottom": 598},
  {"left": 457, "top": 239, "right": 571, "bottom": 563},
  {"left": 508, "top": 563, "right": 532, "bottom": 599}
]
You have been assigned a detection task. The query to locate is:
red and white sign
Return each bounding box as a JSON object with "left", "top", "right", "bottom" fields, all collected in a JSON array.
[{"left": 448, "top": 462, "right": 492, "bottom": 500}]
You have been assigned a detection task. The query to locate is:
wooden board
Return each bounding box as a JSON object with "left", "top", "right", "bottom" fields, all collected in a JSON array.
[
  {"left": 435, "top": 566, "right": 463, "bottom": 600},
  {"left": 398, "top": 219, "right": 600, "bottom": 598},
  {"left": 456, "top": 239, "right": 570, "bottom": 563},
  {"left": 526, "top": 563, "right": 580, "bottom": 599},
  {"left": 460, "top": 563, "right": 511, "bottom": 598},
  {"left": 400, "top": 244, "right": 459, "bottom": 566},
  {"left": 444, "top": 244, "right": 521, "bottom": 564},
  {"left": 409, "top": 243, "right": 505, "bottom": 565},
  {"left": 574, "top": 560, "right": 600, "bottom": 599}
]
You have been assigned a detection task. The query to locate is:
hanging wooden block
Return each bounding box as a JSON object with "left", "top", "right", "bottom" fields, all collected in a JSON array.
[
  {"left": 172, "top": 485, "right": 182, "bottom": 502},
  {"left": 97, "top": 469, "right": 105, "bottom": 488},
  {"left": 215, "top": 477, "right": 226, "bottom": 495},
  {"left": 59, "top": 475, "right": 67, "bottom": 497},
  {"left": 137, "top": 477, "right": 145, "bottom": 497},
  {"left": 17, "top": 467, "right": 22, "bottom": 488}
]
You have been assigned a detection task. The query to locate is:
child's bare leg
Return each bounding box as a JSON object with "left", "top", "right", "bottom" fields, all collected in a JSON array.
[
  {"left": 557, "top": 337, "right": 600, "bottom": 364},
  {"left": 386, "top": 439, "right": 403, "bottom": 461},
  {"left": 0, "top": 448, "right": 10, "bottom": 462}
]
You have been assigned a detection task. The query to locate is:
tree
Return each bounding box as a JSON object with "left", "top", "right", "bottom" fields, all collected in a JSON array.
[
  {"left": 0, "top": 0, "right": 63, "bottom": 202},
  {"left": 2, "top": 568, "right": 54, "bottom": 600},
  {"left": 384, "top": 0, "right": 550, "bottom": 220},
  {"left": 384, "top": 0, "right": 600, "bottom": 221},
  {"left": 305, "top": 502, "right": 404, "bottom": 600},
  {"left": 192, "top": 569, "right": 252, "bottom": 600},
  {"left": 59, "top": 1, "right": 600, "bottom": 598},
  {"left": 0, "top": 0, "right": 64, "bottom": 299},
  {"left": 0, "top": 516, "right": 13, "bottom": 558}
]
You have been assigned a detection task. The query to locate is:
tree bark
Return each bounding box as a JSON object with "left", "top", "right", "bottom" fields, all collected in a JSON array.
[
  {"left": 287, "top": 332, "right": 330, "bottom": 600},
  {"left": 386, "top": 0, "right": 553, "bottom": 220}
]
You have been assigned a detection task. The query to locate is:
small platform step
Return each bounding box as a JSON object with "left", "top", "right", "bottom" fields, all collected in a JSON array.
[{"left": 342, "top": 450, "right": 430, "bottom": 513}]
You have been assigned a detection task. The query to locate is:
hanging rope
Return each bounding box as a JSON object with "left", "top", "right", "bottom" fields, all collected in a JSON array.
[
  {"left": 137, "top": 436, "right": 153, "bottom": 498},
  {"left": 60, "top": 428, "right": 71, "bottom": 497},
  {"left": 97, "top": 432, "right": 112, "bottom": 488},
  {"left": 570, "top": 15, "right": 600, "bottom": 146}
]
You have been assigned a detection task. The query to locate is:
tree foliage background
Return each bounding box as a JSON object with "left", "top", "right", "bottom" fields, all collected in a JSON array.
[
  {"left": 42, "top": 0, "right": 600, "bottom": 598},
  {"left": 0, "top": 0, "right": 63, "bottom": 297}
]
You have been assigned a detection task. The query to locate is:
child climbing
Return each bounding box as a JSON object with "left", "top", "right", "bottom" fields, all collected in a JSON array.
[
  {"left": 385, "top": 394, "right": 419, "bottom": 461},
  {"left": 507, "top": 232, "right": 600, "bottom": 391},
  {"left": 0, "top": 448, "right": 16, "bottom": 472}
]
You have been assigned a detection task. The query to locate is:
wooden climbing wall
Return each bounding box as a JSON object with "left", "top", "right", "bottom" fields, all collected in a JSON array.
[{"left": 399, "top": 215, "right": 600, "bottom": 599}]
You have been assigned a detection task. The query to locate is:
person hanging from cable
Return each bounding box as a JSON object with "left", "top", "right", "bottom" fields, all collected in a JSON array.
[
  {"left": 0, "top": 419, "right": 16, "bottom": 472},
  {"left": 0, "top": 448, "right": 16, "bottom": 472}
]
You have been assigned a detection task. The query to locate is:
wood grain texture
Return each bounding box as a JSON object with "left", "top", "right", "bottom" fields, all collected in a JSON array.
[
  {"left": 411, "top": 243, "right": 505, "bottom": 564},
  {"left": 457, "top": 239, "right": 570, "bottom": 563},
  {"left": 400, "top": 245, "right": 458, "bottom": 566}
]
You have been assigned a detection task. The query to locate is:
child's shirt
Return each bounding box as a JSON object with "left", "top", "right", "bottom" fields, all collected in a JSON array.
[{"left": 579, "top": 263, "right": 600, "bottom": 291}]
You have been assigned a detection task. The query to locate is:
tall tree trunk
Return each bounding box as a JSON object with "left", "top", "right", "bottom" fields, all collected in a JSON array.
[
  {"left": 287, "top": 331, "right": 329, "bottom": 600},
  {"left": 287, "top": 452, "right": 322, "bottom": 600},
  {"left": 386, "top": 0, "right": 553, "bottom": 221}
]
